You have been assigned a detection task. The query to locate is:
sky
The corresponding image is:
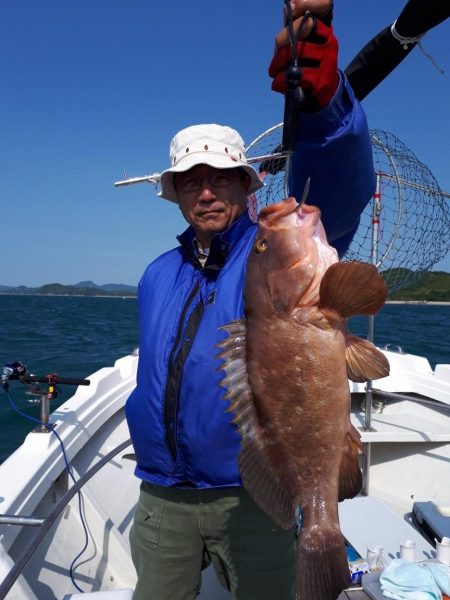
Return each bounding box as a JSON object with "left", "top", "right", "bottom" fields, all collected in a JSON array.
[{"left": 1, "top": 1, "right": 449, "bottom": 287}]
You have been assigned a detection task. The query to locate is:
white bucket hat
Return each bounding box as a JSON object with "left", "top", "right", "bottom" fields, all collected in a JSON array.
[{"left": 158, "top": 124, "right": 264, "bottom": 203}]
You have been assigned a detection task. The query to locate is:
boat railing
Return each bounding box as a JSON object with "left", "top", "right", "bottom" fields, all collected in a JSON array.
[
  {"left": 372, "top": 389, "right": 450, "bottom": 412},
  {"left": 0, "top": 438, "right": 132, "bottom": 600},
  {"left": 0, "top": 516, "right": 45, "bottom": 527}
]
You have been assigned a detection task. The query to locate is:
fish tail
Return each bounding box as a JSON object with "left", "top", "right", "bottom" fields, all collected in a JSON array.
[{"left": 296, "top": 522, "right": 350, "bottom": 600}]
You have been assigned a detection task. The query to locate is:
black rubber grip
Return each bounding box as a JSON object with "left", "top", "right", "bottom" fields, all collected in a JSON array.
[{"left": 22, "top": 375, "right": 90, "bottom": 386}]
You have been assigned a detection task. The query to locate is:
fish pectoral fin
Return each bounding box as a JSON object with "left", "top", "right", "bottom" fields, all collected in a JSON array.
[
  {"left": 240, "top": 439, "right": 297, "bottom": 530},
  {"left": 338, "top": 422, "right": 363, "bottom": 501},
  {"left": 318, "top": 261, "right": 387, "bottom": 318},
  {"left": 346, "top": 334, "right": 390, "bottom": 382}
]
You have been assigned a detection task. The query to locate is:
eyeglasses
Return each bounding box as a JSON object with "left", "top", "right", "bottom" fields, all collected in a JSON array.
[{"left": 175, "top": 171, "right": 240, "bottom": 193}]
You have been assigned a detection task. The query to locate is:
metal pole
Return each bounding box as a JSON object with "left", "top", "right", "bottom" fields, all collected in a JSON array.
[
  {"left": 0, "top": 516, "right": 45, "bottom": 527},
  {"left": 113, "top": 152, "right": 290, "bottom": 188},
  {"left": 362, "top": 174, "right": 382, "bottom": 496},
  {"left": 37, "top": 394, "right": 51, "bottom": 433}
]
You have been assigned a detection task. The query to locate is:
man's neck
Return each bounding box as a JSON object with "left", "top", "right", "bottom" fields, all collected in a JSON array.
[{"left": 194, "top": 238, "right": 210, "bottom": 267}]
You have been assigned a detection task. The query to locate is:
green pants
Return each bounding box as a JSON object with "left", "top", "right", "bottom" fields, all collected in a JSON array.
[{"left": 130, "top": 482, "right": 296, "bottom": 600}]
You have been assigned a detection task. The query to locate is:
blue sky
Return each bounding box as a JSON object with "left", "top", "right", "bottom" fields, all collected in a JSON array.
[{"left": 1, "top": 1, "right": 449, "bottom": 287}]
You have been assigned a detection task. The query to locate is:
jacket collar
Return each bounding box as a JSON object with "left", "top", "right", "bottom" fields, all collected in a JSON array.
[{"left": 177, "top": 210, "right": 254, "bottom": 270}]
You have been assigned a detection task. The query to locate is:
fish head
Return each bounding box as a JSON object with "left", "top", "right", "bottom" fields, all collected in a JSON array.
[{"left": 246, "top": 198, "right": 338, "bottom": 315}]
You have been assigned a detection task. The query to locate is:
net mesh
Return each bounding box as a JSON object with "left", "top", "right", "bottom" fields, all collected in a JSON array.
[{"left": 246, "top": 125, "right": 450, "bottom": 292}]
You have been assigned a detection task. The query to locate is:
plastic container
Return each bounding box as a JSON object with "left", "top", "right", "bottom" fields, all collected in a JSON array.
[
  {"left": 346, "top": 544, "right": 370, "bottom": 584},
  {"left": 399, "top": 539, "right": 416, "bottom": 561}
]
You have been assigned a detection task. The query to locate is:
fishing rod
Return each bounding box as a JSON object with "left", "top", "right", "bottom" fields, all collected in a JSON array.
[
  {"left": 280, "top": 1, "right": 336, "bottom": 201},
  {"left": 1, "top": 361, "right": 90, "bottom": 387},
  {"left": 1, "top": 361, "right": 90, "bottom": 433},
  {"left": 280, "top": 0, "right": 307, "bottom": 196}
]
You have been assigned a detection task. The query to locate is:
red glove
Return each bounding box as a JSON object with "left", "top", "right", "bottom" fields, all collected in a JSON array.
[{"left": 269, "top": 18, "right": 339, "bottom": 111}]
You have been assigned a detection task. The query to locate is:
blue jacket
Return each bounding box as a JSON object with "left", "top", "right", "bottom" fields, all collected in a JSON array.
[{"left": 125, "top": 74, "right": 375, "bottom": 488}]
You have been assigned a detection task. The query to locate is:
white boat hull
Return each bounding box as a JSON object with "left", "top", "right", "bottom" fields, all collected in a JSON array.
[{"left": 0, "top": 349, "right": 449, "bottom": 598}]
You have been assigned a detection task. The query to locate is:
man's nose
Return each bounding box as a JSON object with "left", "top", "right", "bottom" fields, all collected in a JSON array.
[{"left": 198, "top": 181, "right": 216, "bottom": 200}]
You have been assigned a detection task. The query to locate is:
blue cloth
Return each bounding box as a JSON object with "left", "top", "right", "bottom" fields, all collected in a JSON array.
[
  {"left": 291, "top": 71, "right": 376, "bottom": 256},
  {"left": 126, "top": 211, "right": 257, "bottom": 487},
  {"left": 125, "top": 72, "right": 376, "bottom": 489},
  {"left": 380, "top": 559, "right": 450, "bottom": 600}
]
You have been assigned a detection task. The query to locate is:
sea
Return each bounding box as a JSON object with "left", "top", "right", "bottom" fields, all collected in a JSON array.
[{"left": 1, "top": 295, "right": 449, "bottom": 463}]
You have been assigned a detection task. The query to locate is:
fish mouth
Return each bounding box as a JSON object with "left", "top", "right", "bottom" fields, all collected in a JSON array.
[
  {"left": 259, "top": 198, "right": 331, "bottom": 272},
  {"left": 260, "top": 197, "right": 321, "bottom": 230}
]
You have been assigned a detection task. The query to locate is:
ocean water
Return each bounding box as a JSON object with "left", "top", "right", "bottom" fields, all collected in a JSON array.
[
  {"left": 0, "top": 295, "right": 138, "bottom": 463},
  {"left": 1, "top": 295, "right": 449, "bottom": 463}
]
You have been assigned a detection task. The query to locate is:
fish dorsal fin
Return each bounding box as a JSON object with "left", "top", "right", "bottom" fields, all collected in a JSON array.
[
  {"left": 318, "top": 261, "right": 388, "bottom": 318},
  {"left": 338, "top": 422, "right": 363, "bottom": 501},
  {"left": 217, "top": 320, "right": 297, "bottom": 529},
  {"left": 346, "top": 334, "right": 390, "bottom": 382}
]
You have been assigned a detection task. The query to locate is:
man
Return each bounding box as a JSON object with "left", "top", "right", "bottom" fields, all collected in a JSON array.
[{"left": 125, "top": 3, "right": 375, "bottom": 599}]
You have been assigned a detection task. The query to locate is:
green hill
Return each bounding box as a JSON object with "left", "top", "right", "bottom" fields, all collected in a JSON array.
[{"left": 387, "top": 271, "right": 450, "bottom": 302}]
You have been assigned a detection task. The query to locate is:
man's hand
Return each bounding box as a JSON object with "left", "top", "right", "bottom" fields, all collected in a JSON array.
[
  {"left": 276, "top": 0, "right": 332, "bottom": 46},
  {"left": 269, "top": 0, "right": 338, "bottom": 111},
  {"left": 283, "top": 0, "right": 331, "bottom": 20}
]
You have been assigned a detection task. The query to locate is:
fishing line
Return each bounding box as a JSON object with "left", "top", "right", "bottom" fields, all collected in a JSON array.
[{"left": 2, "top": 387, "right": 90, "bottom": 594}]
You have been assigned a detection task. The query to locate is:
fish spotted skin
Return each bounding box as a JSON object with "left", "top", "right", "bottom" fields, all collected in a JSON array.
[{"left": 217, "top": 198, "right": 389, "bottom": 600}]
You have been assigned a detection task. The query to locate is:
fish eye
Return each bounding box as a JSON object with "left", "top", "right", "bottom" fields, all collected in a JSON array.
[{"left": 255, "top": 238, "right": 268, "bottom": 254}]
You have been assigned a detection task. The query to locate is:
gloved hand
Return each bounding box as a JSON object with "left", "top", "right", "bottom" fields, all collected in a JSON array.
[{"left": 269, "top": 2, "right": 338, "bottom": 111}]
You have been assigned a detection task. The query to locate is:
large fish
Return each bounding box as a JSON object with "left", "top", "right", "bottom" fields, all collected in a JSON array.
[{"left": 217, "top": 198, "right": 390, "bottom": 600}]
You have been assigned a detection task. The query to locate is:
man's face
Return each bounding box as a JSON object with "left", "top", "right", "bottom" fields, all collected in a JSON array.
[{"left": 175, "top": 164, "right": 250, "bottom": 246}]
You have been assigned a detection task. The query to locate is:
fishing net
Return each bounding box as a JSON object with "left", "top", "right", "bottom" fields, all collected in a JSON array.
[{"left": 245, "top": 125, "right": 450, "bottom": 292}]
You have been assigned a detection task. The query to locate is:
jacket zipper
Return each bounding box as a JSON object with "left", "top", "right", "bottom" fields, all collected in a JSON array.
[{"left": 163, "top": 280, "right": 203, "bottom": 462}]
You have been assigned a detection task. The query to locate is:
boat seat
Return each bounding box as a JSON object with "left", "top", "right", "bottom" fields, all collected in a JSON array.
[{"left": 63, "top": 589, "right": 133, "bottom": 600}]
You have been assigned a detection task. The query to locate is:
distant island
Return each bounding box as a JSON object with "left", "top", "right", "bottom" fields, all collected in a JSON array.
[
  {"left": 384, "top": 270, "right": 450, "bottom": 302},
  {"left": 0, "top": 280, "right": 138, "bottom": 297},
  {"left": 1, "top": 271, "right": 449, "bottom": 301}
]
